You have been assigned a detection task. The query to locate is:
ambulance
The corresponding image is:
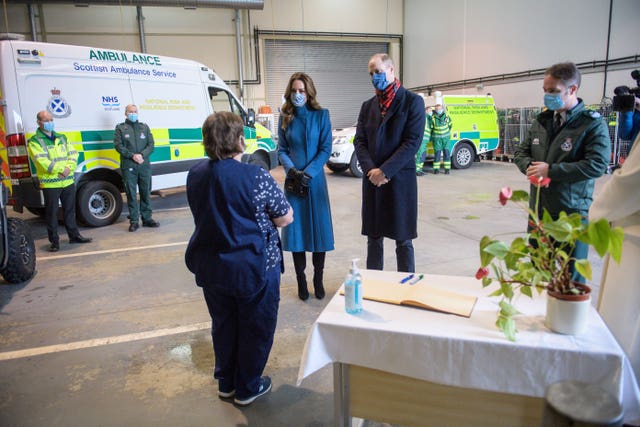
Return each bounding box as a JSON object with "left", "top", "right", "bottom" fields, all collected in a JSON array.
[
  {"left": 328, "top": 93, "right": 499, "bottom": 176},
  {"left": 0, "top": 38, "right": 278, "bottom": 226}
]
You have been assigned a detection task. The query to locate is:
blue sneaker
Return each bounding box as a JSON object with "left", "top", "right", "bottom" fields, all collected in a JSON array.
[
  {"left": 234, "top": 376, "right": 272, "bottom": 406},
  {"left": 218, "top": 388, "right": 235, "bottom": 399}
]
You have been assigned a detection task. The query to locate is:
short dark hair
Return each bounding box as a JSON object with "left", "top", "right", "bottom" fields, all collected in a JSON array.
[
  {"left": 546, "top": 62, "right": 581, "bottom": 88},
  {"left": 201, "top": 112, "right": 244, "bottom": 160}
]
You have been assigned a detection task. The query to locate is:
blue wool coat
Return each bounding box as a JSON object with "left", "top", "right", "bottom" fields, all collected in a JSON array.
[
  {"left": 354, "top": 86, "right": 426, "bottom": 241},
  {"left": 278, "top": 105, "right": 335, "bottom": 253}
]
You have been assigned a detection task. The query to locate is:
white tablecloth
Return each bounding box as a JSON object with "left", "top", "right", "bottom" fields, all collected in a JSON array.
[{"left": 297, "top": 270, "right": 640, "bottom": 423}]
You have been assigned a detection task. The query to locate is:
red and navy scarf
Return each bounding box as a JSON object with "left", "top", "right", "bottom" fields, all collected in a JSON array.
[{"left": 375, "top": 79, "right": 401, "bottom": 117}]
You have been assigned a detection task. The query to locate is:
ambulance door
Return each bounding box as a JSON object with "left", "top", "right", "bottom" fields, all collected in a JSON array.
[
  {"left": 129, "top": 79, "right": 205, "bottom": 191},
  {"left": 207, "top": 87, "right": 270, "bottom": 169}
]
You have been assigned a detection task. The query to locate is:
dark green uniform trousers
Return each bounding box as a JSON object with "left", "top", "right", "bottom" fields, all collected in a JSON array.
[{"left": 123, "top": 163, "right": 152, "bottom": 224}]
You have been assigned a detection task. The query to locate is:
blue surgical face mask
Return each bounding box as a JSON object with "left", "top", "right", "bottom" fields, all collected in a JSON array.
[
  {"left": 372, "top": 72, "right": 390, "bottom": 91},
  {"left": 291, "top": 92, "right": 306, "bottom": 107},
  {"left": 544, "top": 93, "right": 565, "bottom": 111},
  {"left": 127, "top": 113, "right": 138, "bottom": 122},
  {"left": 435, "top": 109, "right": 443, "bottom": 115},
  {"left": 426, "top": 111, "right": 433, "bottom": 116},
  {"left": 43, "top": 121, "right": 54, "bottom": 133}
]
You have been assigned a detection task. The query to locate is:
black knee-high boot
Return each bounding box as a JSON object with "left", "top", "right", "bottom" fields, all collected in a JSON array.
[
  {"left": 312, "top": 252, "right": 326, "bottom": 299},
  {"left": 292, "top": 252, "right": 308, "bottom": 301}
]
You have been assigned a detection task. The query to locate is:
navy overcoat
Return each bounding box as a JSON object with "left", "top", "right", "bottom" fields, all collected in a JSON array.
[{"left": 354, "top": 86, "right": 425, "bottom": 241}]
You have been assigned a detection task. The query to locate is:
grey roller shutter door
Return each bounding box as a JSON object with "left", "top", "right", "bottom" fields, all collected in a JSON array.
[{"left": 264, "top": 39, "right": 388, "bottom": 131}]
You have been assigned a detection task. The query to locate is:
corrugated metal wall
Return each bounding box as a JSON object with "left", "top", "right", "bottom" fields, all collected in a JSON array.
[{"left": 264, "top": 39, "right": 388, "bottom": 130}]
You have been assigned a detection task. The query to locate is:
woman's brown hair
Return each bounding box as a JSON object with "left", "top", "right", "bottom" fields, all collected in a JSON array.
[
  {"left": 280, "top": 72, "right": 322, "bottom": 131},
  {"left": 202, "top": 112, "right": 245, "bottom": 160}
]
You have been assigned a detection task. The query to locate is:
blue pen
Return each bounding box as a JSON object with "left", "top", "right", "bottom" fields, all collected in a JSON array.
[
  {"left": 408, "top": 274, "right": 424, "bottom": 285},
  {"left": 399, "top": 274, "right": 414, "bottom": 284}
]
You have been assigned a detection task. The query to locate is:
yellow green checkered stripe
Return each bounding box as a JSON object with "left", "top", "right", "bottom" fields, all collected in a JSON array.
[{"left": 76, "top": 127, "right": 275, "bottom": 165}]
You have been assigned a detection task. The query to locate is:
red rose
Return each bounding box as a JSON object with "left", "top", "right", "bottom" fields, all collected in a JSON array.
[
  {"left": 499, "top": 187, "right": 513, "bottom": 206},
  {"left": 475, "top": 267, "right": 489, "bottom": 280}
]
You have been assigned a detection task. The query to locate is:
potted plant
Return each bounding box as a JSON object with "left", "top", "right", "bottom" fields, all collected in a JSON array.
[{"left": 476, "top": 176, "right": 624, "bottom": 341}]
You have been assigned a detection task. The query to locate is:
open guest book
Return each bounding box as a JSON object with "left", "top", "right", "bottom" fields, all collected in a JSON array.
[{"left": 341, "top": 277, "right": 478, "bottom": 318}]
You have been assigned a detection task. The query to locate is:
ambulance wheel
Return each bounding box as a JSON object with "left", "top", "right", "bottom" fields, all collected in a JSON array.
[
  {"left": 1, "top": 218, "right": 36, "bottom": 284},
  {"left": 77, "top": 181, "right": 123, "bottom": 227},
  {"left": 452, "top": 142, "right": 475, "bottom": 169},
  {"left": 327, "top": 163, "right": 349, "bottom": 173},
  {"left": 349, "top": 152, "right": 363, "bottom": 178},
  {"left": 248, "top": 153, "right": 269, "bottom": 171}
]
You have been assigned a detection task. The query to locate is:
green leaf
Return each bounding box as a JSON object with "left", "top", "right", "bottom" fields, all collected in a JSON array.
[
  {"left": 479, "top": 236, "right": 495, "bottom": 266},
  {"left": 511, "top": 190, "right": 529, "bottom": 202},
  {"left": 588, "top": 218, "right": 610, "bottom": 257},
  {"left": 481, "top": 277, "right": 493, "bottom": 288},
  {"left": 498, "top": 300, "right": 521, "bottom": 317},
  {"left": 521, "top": 285, "right": 533, "bottom": 298},
  {"left": 484, "top": 241, "right": 510, "bottom": 259},
  {"left": 608, "top": 227, "right": 624, "bottom": 264},
  {"left": 544, "top": 220, "right": 573, "bottom": 242},
  {"left": 502, "top": 318, "right": 517, "bottom": 342},
  {"left": 574, "top": 259, "right": 592, "bottom": 281},
  {"left": 500, "top": 281, "right": 514, "bottom": 300},
  {"left": 489, "top": 288, "right": 503, "bottom": 297}
]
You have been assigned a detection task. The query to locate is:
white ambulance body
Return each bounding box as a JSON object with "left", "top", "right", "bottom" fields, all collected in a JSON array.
[{"left": 0, "top": 39, "right": 277, "bottom": 226}]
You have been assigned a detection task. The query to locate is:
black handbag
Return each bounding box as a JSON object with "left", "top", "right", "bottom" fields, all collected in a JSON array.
[{"left": 285, "top": 168, "right": 310, "bottom": 197}]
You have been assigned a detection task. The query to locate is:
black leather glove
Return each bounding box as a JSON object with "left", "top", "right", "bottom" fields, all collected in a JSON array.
[{"left": 297, "top": 169, "right": 311, "bottom": 187}]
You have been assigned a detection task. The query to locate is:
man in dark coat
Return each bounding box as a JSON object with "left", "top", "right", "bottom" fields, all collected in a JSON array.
[
  {"left": 354, "top": 53, "right": 426, "bottom": 273},
  {"left": 514, "top": 62, "right": 610, "bottom": 283}
]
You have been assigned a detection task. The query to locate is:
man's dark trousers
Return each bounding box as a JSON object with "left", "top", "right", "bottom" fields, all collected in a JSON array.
[
  {"left": 366, "top": 236, "right": 415, "bottom": 273},
  {"left": 123, "top": 163, "right": 152, "bottom": 224},
  {"left": 43, "top": 183, "right": 80, "bottom": 244}
]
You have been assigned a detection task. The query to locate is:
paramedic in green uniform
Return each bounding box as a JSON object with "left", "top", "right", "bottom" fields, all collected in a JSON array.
[
  {"left": 415, "top": 106, "right": 433, "bottom": 176},
  {"left": 114, "top": 104, "right": 160, "bottom": 232},
  {"left": 431, "top": 103, "right": 452, "bottom": 174},
  {"left": 514, "top": 62, "right": 610, "bottom": 283}
]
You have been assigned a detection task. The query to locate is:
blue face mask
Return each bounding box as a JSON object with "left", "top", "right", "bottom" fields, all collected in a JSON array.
[
  {"left": 43, "top": 121, "right": 54, "bottom": 133},
  {"left": 372, "top": 72, "right": 390, "bottom": 91},
  {"left": 127, "top": 113, "right": 138, "bottom": 122},
  {"left": 544, "top": 93, "right": 565, "bottom": 111},
  {"left": 291, "top": 92, "right": 306, "bottom": 107}
]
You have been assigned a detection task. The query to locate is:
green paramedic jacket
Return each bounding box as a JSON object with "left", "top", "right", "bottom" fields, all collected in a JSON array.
[
  {"left": 514, "top": 100, "right": 610, "bottom": 217},
  {"left": 113, "top": 119, "right": 155, "bottom": 167},
  {"left": 28, "top": 128, "right": 78, "bottom": 189}
]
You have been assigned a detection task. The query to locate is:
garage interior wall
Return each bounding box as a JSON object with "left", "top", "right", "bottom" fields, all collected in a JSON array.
[
  {"left": 265, "top": 39, "right": 388, "bottom": 129},
  {"left": 404, "top": 0, "right": 640, "bottom": 108},
  {"left": 1, "top": 0, "right": 402, "bottom": 116}
]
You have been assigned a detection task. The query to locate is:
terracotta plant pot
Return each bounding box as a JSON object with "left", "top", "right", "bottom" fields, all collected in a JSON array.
[{"left": 545, "top": 283, "right": 592, "bottom": 335}]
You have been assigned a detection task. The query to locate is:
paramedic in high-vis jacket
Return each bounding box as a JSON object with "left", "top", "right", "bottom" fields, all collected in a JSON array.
[
  {"left": 114, "top": 104, "right": 160, "bottom": 232},
  {"left": 28, "top": 111, "right": 92, "bottom": 252},
  {"left": 514, "top": 62, "right": 610, "bottom": 283}
]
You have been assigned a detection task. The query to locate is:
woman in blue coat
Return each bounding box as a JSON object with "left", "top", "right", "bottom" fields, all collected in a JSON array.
[{"left": 278, "top": 72, "right": 335, "bottom": 300}]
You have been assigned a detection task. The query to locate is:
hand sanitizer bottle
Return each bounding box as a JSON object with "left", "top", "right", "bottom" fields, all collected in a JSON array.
[{"left": 345, "top": 259, "right": 362, "bottom": 314}]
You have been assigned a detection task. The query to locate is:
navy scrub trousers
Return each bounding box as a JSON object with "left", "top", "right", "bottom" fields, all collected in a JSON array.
[{"left": 202, "top": 267, "right": 280, "bottom": 399}]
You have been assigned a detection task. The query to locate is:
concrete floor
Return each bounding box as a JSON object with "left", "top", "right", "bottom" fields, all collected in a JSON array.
[{"left": 0, "top": 160, "right": 611, "bottom": 427}]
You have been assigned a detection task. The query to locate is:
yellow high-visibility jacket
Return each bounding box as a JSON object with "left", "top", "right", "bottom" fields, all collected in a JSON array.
[{"left": 28, "top": 128, "right": 78, "bottom": 189}]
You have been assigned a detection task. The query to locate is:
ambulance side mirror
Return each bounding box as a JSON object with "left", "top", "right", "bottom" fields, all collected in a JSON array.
[{"left": 246, "top": 108, "right": 256, "bottom": 127}]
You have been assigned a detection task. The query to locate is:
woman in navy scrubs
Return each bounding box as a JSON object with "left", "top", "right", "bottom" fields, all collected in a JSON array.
[
  {"left": 185, "top": 112, "right": 293, "bottom": 406},
  {"left": 278, "top": 72, "right": 335, "bottom": 300}
]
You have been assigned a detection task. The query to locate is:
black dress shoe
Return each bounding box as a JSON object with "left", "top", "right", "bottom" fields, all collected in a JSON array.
[
  {"left": 142, "top": 219, "right": 160, "bottom": 228},
  {"left": 49, "top": 242, "right": 60, "bottom": 252},
  {"left": 69, "top": 235, "right": 92, "bottom": 244},
  {"left": 129, "top": 223, "right": 139, "bottom": 232}
]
